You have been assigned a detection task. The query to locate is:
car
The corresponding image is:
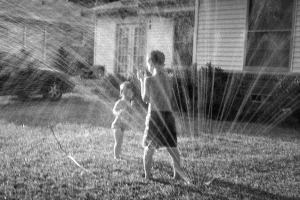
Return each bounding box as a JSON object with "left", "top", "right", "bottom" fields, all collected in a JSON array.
[{"left": 0, "top": 54, "right": 75, "bottom": 101}]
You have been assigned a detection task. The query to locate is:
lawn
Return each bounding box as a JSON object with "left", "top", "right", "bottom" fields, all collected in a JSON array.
[{"left": 0, "top": 93, "right": 299, "bottom": 200}]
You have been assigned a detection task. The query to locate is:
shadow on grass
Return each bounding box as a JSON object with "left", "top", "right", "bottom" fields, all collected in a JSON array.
[
  {"left": 0, "top": 94, "right": 114, "bottom": 128},
  {"left": 208, "top": 178, "right": 299, "bottom": 200},
  {"left": 150, "top": 177, "right": 229, "bottom": 200},
  {"left": 149, "top": 160, "right": 299, "bottom": 200},
  {"left": 149, "top": 176, "right": 298, "bottom": 200}
]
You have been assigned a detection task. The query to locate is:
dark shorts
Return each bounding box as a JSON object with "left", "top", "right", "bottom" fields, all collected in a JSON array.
[{"left": 143, "top": 111, "right": 177, "bottom": 148}]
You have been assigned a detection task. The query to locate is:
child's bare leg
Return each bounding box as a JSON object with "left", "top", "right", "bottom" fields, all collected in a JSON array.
[
  {"left": 167, "top": 147, "right": 190, "bottom": 184},
  {"left": 143, "top": 146, "right": 154, "bottom": 179},
  {"left": 113, "top": 128, "right": 124, "bottom": 159}
]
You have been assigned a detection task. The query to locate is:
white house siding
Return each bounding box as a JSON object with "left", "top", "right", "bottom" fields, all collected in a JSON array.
[
  {"left": 146, "top": 16, "right": 174, "bottom": 69},
  {"left": 0, "top": 21, "right": 23, "bottom": 52},
  {"left": 292, "top": 0, "right": 300, "bottom": 73},
  {"left": 196, "top": 0, "right": 247, "bottom": 71},
  {"left": 94, "top": 17, "right": 116, "bottom": 73},
  {"left": 26, "top": 25, "right": 44, "bottom": 60}
]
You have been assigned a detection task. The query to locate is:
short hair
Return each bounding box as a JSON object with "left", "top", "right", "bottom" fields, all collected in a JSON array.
[
  {"left": 150, "top": 50, "right": 165, "bottom": 66},
  {"left": 120, "top": 81, "right": 132, "bottom": 96}
]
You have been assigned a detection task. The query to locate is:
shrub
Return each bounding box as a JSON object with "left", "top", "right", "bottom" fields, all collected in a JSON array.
[
  {"left": 98, "top": 73, "right": 127, "bottom": 99},
  {"left": 0, "top": 49, "right": 39, "bottom": 73},
  {"left": 226, "top": 73, "right": 300, "bottom": 124},
  {"left": 168, "top": 63, "right": 300, "bottom": 126},
  {"left": 98, "top": 68, "right": 300, "bottom": 127},
  {"left": 203, "top": 69, "right": 300, "bottom": 125},
  {"left": 169, "top": 63, "right": 229, "bottom": 118},
  {"left": 200, "top": 63, "right": 230, "bottom": 119},
  {"left": 265, "top": 75, "right": 300, "bottom": 124},
  {"left": 52, "top": 47, "right": 71, "bottom": 74},
  {"left": 52, "top": 47, "right": 86, "bottom": 75},
  {"left": 95, "top": 65, "right": 105, "bottom": 77}
]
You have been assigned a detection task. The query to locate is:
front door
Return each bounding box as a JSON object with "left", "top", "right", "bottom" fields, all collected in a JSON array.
[{"left": 115, "top": 23, "right": 146, "bottom": 75}]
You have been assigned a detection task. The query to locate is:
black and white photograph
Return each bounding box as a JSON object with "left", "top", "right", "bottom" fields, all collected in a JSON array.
[{"left": 0, "top": 0, "right": 299, "bottom": 199}]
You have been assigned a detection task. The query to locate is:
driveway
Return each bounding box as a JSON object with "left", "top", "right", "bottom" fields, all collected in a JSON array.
[{"left": 0, "top": 93, "right": 114, "bottom": 128}]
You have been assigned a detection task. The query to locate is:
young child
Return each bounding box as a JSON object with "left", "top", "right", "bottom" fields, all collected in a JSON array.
[
  {"left": 111, "top": 81, "right": 134, "bottom": 159},
  {"left": 137, "top": 50, "right": 190, "bottom": 184}
]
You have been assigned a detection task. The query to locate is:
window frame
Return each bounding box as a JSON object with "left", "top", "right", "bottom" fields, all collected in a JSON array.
[
  {"left": 115, "top": 24, "right": 130, "bottom": 74},
  {"left": 71, "top": 31, "right": 85, "bottom": 47},
  {"left": 243, "top": 0, "right": 297, "bottom": 73},
  {"left": 114, "top": 22, "right": 147, "bottom": 75}
]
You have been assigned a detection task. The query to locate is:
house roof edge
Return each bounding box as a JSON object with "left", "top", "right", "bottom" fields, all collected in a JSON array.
[{"left": 90, "top": 0, "right": 195, "bottom": 16}]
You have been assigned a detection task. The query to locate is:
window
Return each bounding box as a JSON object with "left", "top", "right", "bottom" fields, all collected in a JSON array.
[
  {"left": 115, "top": 24, "right": 145, "bottom": 74},
  {"left": 245, "top": 0, "right": 294, "bottom": 70},
  {"left": 70, "top": 31, "right": 85, "bottom": 47},
  {"left": 133, "top": 26, "right": 146, "bottom": 71},
  {"left": 116, "top": 25, "right": 129, "bottom": 73},
  {"left": 173, "top": 13, "right": 194, "bottom": 68}
]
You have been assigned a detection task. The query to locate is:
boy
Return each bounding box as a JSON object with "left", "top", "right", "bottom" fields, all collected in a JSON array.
[{"left": 137, "top": 50, "right": 190, "bottom": 184}]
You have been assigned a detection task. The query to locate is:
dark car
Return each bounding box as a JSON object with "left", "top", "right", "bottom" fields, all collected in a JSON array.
[{"left": 0, "top": 62, "right": 75, "bottom": 101}]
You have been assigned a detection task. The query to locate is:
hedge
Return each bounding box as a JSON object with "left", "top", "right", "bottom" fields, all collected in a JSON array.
[
  {"left": 100, "top": 65, "right": 300, "bottom": 125},
  {"left": 168, "top": 64, "right": 300, "bottom": 125}
]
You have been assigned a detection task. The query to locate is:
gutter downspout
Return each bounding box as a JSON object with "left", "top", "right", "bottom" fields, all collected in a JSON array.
[
  {"left": 93, "top": 9, "right": 97, "bottom": 66},
  {"left": 192, "top": 0, "right": 200, "bottom": 134},
  {"left": 192, "top": 0, "right": 199, "bottom": 66}
]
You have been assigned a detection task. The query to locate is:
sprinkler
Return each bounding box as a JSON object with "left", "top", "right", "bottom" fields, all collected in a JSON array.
[{"left": 48, "top": 125, "right": 97, "bottom": 177}]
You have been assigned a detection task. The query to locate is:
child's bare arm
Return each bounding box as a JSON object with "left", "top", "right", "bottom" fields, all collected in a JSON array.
[
  {"left": 130, "top": 100, "right": 137, "bottom": 111},
  {"left": 112, "top": 100, "right": 124, "bottom": 116},
  {"left": 140, "top": 77, "right": 150, "bottom": 103}
]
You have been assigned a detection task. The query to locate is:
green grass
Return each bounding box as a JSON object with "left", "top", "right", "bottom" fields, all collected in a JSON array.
[{"left": 0, "top": 94, "right": 299, "bottom": 200}]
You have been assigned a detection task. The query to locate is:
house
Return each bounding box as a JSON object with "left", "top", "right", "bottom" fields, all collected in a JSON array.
[
  {"left": 92, "top": 0, "right": 300, "bottom": 75},
  {"left": 92, "top": 0, "right": 194, "bottom": 75}
]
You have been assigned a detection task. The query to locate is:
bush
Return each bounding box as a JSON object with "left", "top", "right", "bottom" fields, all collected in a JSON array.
[
  {"left": 52, "top": 47, "right": 72, "bottom": 74},
  {"left": 169, "top": 63, "right": 229, "bottom": 118},
  {"left": 200, "top": 63, "right": 230, "bottom": 119},
  {"left": 203, "top": 69, "right": 300, "bottom": 124},
  {"left": 168, "top": 63, "right": 300, "bottom": 126},
  {"left": 0, "top": 49, "right": 40, "bottom": 73},
  {"left": 99, "top": 73, "right": 127, "bottom": 99},
  {"left": 263, "top": 75, "right": 300, "bottom": 124},
  {"left": 95, "top": 65, "right": 105, "bottom": 77},
  {"left": 99, "top": 68, "right": 300, "bottom": 126},
  {"left": 225, "top": 72, "right": 300, "bottom": 124}
]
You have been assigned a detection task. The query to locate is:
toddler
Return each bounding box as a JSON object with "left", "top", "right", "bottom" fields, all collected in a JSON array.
[{"left": 111, "top": 81, "right": 134, "bottom": 159}]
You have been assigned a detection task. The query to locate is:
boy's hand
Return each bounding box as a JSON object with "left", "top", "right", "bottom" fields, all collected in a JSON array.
[
  {"left": 131, "top": 100, "right": 138, "bottom": 110},
  {"left": 131, "top": 100, "right": 135, "bottom": 107}
]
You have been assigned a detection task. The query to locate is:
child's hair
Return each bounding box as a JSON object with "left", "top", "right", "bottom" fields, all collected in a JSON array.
[
  {"left": 150, "top": 50, "right": 165, "bottom": 66},
  {"left": 120, "top": 81, "right": 132, "bottom": 97}
]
